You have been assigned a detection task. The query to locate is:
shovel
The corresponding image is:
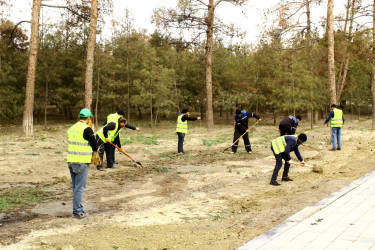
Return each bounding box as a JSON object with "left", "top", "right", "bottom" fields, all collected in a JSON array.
[
  {"left": 109, "top": 141, "right": 143, "bottom": 167},
  {"left": 223, "top": 119, "right": 262, "bottom": 153}
]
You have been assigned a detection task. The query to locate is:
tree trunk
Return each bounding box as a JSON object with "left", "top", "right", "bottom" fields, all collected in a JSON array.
[
  {"left": 127, "top": 57, "right": 131, "bottom": 122},
  {"left": 372, "top": 0, "right": 375, "bottom": 129},
  {"left": 205, "top": 0, "right": 214, "bottom": 128},
  {"left": 337, "top": 0, "right": 355, "bottom": 101},
  {"left": 327, "top": 0, "right": 336, "bottom": 105},
  {"left": 84, "top": 0, "right": 98, "bottom": 110},
  {"left": 95, "top": 52, "right": 100, "bottom": 129},
  {"left": 150, "top": 79, "right": 154, "bottom": 133},
  {"left": 22, "top": 0, "right": 41, "bottom": 137}
]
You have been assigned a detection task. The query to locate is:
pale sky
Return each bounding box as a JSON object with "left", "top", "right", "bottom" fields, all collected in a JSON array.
[{"left": 5, "top": 0, "right": 353, "bottom": 45}]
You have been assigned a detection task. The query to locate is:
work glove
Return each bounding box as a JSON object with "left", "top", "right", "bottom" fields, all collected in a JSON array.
[
  {"left": 301, "top": 161, "right": 305, "bottom": 167},
  {"left": 118, "top": 147, "right": 124, "bottom": 153},
  {"left": 105, "top": 138, "right": 110, "bottom": 143},
  {"left": 91, "top": 151, "right": 102, "bottom": 165}
]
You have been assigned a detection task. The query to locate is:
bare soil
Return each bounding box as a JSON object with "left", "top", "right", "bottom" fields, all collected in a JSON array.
[{"left": 1, "top": 118, "right": 375, "bottom": 249}]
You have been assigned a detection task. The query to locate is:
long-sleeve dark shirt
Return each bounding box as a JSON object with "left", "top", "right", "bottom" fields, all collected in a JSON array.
[
  {"left": 234, "top": 111, "right": 260, "bottom": 132},
  {"left": 281, "top": 136, "right": 303, "bottom": 162},
  {"left": 181, "top": 115, "right": 198, "bottom": 122},
  {"left": 83, "top": 127, "right": 98, "bottom": 151},
  {"left": 324, "top": 110, "right": 345, "bottom": 124},
  {"left": 279, "top": 115, "right": 299, "bottom": 135},
  {"left": 102, "top": 122, "right": 136, "bottom": 147}
]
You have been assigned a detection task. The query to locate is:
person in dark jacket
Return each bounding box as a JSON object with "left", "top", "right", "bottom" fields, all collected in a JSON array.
[
  {"left": 270, "top": 133, "right": 307, "bottom": 186},
  {"left": 96, "top": 110, "right": 140, "bottom": 171},
  {"left": 231, "top": 109, "right": 261, "bottom": 154},
  {"left": 279, "top": 115, "right": 301, "bottom": 136},
  {"left": 176, "top": 108, "right": 201, "bottom": 154}
]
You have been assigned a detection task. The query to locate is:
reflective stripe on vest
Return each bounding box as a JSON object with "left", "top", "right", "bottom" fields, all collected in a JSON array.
[
  {"left": 331, "top": 109, "right": 343, "bottom": 128},
  {"left": 97, "top": 113, "right": 121, "bottom": 142},
  {"left": 271, "top": 135, "right": 297, "bottom": 155},
  {"left": 176, "top": 114, "right": 188, "bottom": 133},
  {"left": 67, "top": 122, "right": 92, "bottom": 163}
]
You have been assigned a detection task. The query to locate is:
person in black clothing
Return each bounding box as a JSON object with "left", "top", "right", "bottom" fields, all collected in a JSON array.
[
  {"left": 96, "top": 113, "right": 140, "bottom": 171},
  {"left": 231, "top": 109, "right": 261, "bottom": 154},
  {"left": 176, "top": 108, "right": 201, "bottom": 154},
  {"left": 278, "top": 115, "right": 301, "bottom": 136}
]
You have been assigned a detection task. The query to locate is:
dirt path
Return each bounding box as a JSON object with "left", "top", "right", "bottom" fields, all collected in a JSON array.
[{"left": 1, "top": 119, "right": 374, "bottom": 249}]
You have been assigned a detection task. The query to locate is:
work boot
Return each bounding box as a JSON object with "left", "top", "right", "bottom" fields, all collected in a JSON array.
[
  {"left": 270, "top": 180, "right": 280, "bottom": 186},
  {"left": 329, "top": 148, "right": 336, "bottom": 151},
  {"left": 72, "top": 212, "right": 89, "bottom": 219},
  {"left": 107, "top": 166, "right": 118, "bottom": 169},
  {"left": 337, "top": 147, "right": 341, "bottom": 150},
  {"left": 96, "top": 166, "right": 106, "bottom": 171},
  {"left": 281, "top": 177, "right": 293, "bottom": 181}
]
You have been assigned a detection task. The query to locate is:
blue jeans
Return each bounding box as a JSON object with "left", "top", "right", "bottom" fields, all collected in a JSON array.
[
  {"left": 331, "top": 127, "right": 342, "bottom": 149},
  {"left": 177, "top": 132, "right": 185, "bottom": 153},
  {"left": 68, "top": 163, "right": 89, "bottom": 214}
]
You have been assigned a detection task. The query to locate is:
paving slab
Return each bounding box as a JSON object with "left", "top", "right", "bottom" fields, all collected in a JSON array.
[{"left": 238, "top": 169, "right": 375, "bottom": 250}]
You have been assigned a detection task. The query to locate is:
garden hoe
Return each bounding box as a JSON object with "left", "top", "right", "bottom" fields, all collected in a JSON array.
[
  {"left": 222, "top": 119, "right": 262, "bottom": 153},
  {"left": 109, "top": 141, "right": 143, "bottom": 168}
]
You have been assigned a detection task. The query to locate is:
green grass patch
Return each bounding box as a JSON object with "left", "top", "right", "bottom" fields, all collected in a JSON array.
[
  {"left": 120, "top": 139, "right": 134, "bottom": 145},
  {"left": 141, "top": 136, "right": 159, "bottom": 145},
  {"left": 158, "top": 153, "right": 173, "bottom": 158},
  {"left": 154, "top": 167, "right": 170, "bottom": 173},
  {"left": 211, "top": 215, "right": 223, "bottom": 221},
  {"left": 0, "top": 187, "right": 49, "bottom": 212},
  {"left": 202, "top": 136, "right": 229, "bottom": 147},
  {"left": 54, "top": 151, "right": 62, "bottom": 154}
]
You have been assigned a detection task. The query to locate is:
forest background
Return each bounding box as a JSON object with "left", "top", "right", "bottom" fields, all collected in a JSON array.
[{"left": 1, "top": 0, "right": 375, "bottom": 133}]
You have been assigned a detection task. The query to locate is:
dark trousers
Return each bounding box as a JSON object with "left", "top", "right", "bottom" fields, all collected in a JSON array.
[
  {"left": 231, "top": 130, "right": 251, "bottom": 152},
  {"left": 271, "top": 146, "right": 290, "bottom": 181},
  {"left": 279, "top": 125, "right": 291, "bottom": 136},
  {"left": 97, "top": 135, "right": 115, "bottom": 168},
  {"left": 177, "top": 132, "right": 185, "bottom": 153}
]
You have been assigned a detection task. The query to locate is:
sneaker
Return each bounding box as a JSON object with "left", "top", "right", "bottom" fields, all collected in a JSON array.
[
  {"left": 107, "top": 166, "right": 118, "bottom": 169},
  {"left": 270, "top": 180, "right": 281, "bottom": 186},
  {"left": 230, "top": 151, "right": 236, "bottom": 154},
  {"left": 247, "top": 150, "right": 252, "bottom": 154},
  {"left": 329, "top": 148, "right": 336, "bottom": 151},
  {"left": 72, "top": 212, "right": 89, "bottom": 219},
  {"left": 337, "top": 147, "right": 341, "bottom": 150},
  {"left": 281, "top": 177, "right": 293, "bottom": 181},
  {"left": 96, "top": 166, "right": 106, "bottom": 171}
]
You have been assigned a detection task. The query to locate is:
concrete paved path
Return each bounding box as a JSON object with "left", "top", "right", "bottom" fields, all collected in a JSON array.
[{"left": 238, "top": 169, "right": 375, "bottom": 250}]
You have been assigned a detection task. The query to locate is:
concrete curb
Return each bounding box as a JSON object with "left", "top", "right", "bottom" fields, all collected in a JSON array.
[{"left": 237, "top": 169, "right": 375, "bottom": 250}]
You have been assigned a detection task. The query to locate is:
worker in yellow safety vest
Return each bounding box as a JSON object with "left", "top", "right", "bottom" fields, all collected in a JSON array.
[
  {"left": 176, "top": 108, "right": 201, "bottom": 154},
  {"left": 270, "top": 133, "right": 307, "bottom": 186},
  {"left": 67, "top": 108, "right": 98, "bottom": 219},
  {"left": 96, "top": 109, "right": 140, "bottom": 171},
  {"left": 324, "top": 104, "right": 345, "bottom": 151}
]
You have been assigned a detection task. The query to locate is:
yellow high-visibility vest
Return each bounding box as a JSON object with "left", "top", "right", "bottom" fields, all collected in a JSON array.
[
  {"left": 331, "top": 109, "right": 343, "bottom": 128},
  {"left": 271, "top": 135, "right": 298, "bottom": 155},
  {"left": 97, "top": 113, "right": 122, "bottom": 142},
  {"left": 67, "top": 122, "right": 92, "bottom": 163},
  {"left": 176, "top": 114, "right": 188, "bottom": 134}
]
